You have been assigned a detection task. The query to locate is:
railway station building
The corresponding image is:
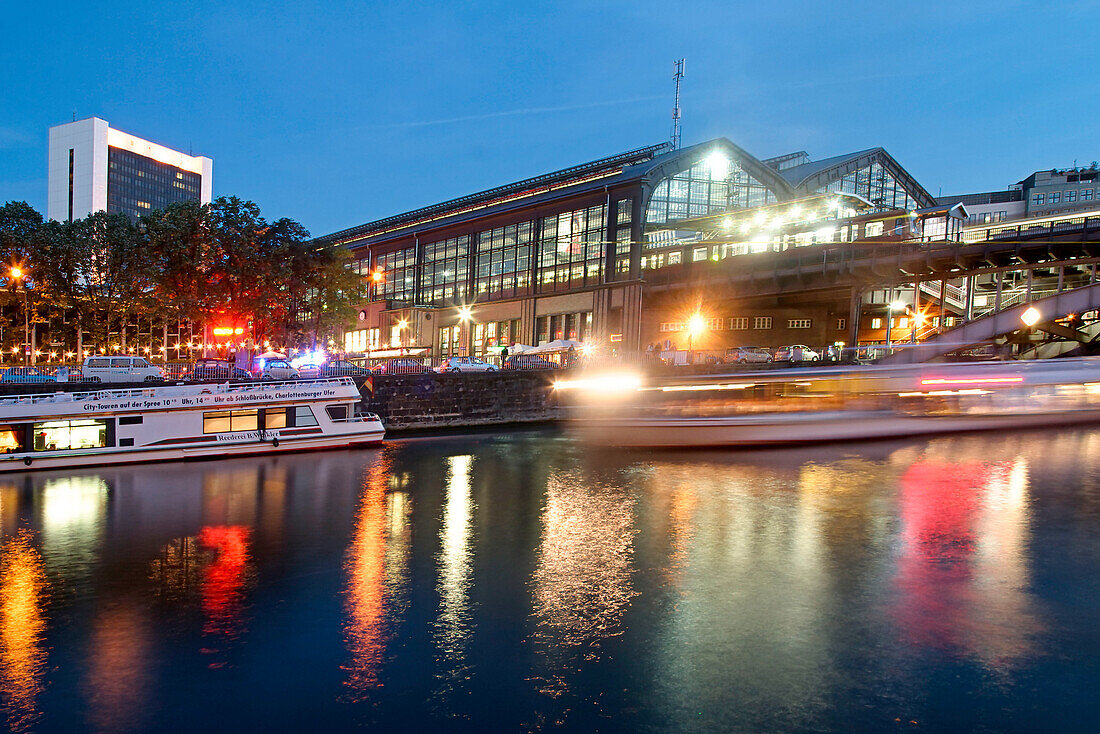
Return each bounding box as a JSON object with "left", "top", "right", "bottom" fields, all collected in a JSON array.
[{"left": 319, "top": 139, "right": 952, "bottom": 359}]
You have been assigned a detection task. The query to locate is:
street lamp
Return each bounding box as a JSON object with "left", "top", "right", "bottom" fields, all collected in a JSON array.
[
  {"left": 9, "top": 267, "right": 28, "bottom": 366},
  {"left": 1021, "top": 306, "right": 1041, "bottom": 327},
  {"left": 397, "top": 318, "right": 409, "bottom": 351},
  {"left": 456, "top": 306, "right": 473, "bottom": 356},
  {"left": 886, "top": 300, "right": 907, "bottom": 354},
  {"left": 687, "top": 312, "right": 707, "bottom": 361}
]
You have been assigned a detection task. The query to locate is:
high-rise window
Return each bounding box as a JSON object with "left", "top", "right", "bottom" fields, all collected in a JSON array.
[
  {"left": 1050, "top": 191, "right": 1062, "bottom": 204},
  {"left": 106, "top": 147, "right": 201, "bottom": 220}
]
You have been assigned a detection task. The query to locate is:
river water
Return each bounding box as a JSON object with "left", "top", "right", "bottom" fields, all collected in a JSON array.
[{"left": 0, "top": 428, "right": 1098, "bottom": 732}]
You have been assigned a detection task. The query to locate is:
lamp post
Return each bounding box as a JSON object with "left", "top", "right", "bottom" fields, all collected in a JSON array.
[
  {"left": 886, "top": 300, "right": 906, "bottom": 355},
  {"left": 10, "top": 267, "right": 28, "bottom": 366}
]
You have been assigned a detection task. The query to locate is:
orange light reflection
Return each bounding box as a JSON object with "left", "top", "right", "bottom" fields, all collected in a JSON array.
[{"left": 0, "top": 531, "right": 47, "bottom": 732}]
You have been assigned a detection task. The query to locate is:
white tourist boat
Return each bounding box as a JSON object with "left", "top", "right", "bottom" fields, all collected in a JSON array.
[
  {"left": 565, "top": 359, "right": 1100, "bottom": 448},
  {"left": 0, "top": 377, "right": 384, "bottom": 471}
]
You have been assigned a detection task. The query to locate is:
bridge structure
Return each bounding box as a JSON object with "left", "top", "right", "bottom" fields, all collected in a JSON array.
[{"left": 643, "top": 210, "right": 1100, "bottom": 354}]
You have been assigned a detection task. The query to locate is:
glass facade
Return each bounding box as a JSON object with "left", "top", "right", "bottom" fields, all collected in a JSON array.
[
  {"left": 374, "top": 247, "right": 416, "bottom": 304},
  {"left": 475, "top": 222, "right": 533, "bottom": 301},
  {"left": 645, "top": 156, "right": 775, "bottom": 226},
  {"left": 537, "top": 205, "right": 606, "bottom": 293},
  {"left": 107, "top": 147, "right": 202, "bottom": 221},
  {"left": 419, "top": 236, "right": 469, "bottom": 306},
  {"left": 822, "top": 162, "right": 920, "bottom": 212}
]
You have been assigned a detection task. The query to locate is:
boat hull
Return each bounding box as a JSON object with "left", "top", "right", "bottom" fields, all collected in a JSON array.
[
  {"left": 0, "top": 428, "right": 385, "bottom": 472},
  {"left": 572, "top": 409, "right": 1100, "bottom": 448}
]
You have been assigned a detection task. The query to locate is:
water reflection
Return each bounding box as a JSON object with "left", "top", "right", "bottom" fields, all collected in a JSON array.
[
  {"left": 148, "top": 525, "right": 255, "bottom": 665},
  {"left": 0, "top": 531, "right": 47, "bottom": 732},
  {"left": 433, "top": 455, "right": 475, "bottom": 698},
  {"left": 197, "top": 525, "right": 253, "bottom": 643},
  {"left": 530, "top": 469, "right": 637, "bottom": 708},
  {"left": 894, "top": 455, "right": 1038, "bottom": 667},
  {"left": 83, "top": 602, "right": 151, "bottom": 732},
  {"left": 342, "top": 452, "right": 412, "bottom": 698}
]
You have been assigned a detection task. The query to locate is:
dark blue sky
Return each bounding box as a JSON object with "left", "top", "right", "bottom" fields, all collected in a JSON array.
[{"left": 2, "top": 1, "right": 1097, "bottom": 236}]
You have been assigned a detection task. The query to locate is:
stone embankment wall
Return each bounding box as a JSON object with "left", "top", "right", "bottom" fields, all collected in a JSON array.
[{"left": 358, "top": 372, "right": 561, "bottom": 431}]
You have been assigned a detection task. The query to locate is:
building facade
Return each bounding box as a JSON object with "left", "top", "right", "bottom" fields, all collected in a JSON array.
[
  {"left": 321, "top": 139, "right": 939, "bottom": 358},
  {"left": 47, "top": 117, "right": 213, "bottom": 222},
  {"left": 939, "top": 161, "right": 1100, "bottom": 225}
]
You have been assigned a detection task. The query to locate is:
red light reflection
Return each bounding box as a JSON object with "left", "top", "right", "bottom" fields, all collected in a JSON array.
[
  {"left": 893, "top": 458, "right": 1037, "bottom": 665},
  {"left": 198, "top": 525, "right": 251, "bottom": 641}
]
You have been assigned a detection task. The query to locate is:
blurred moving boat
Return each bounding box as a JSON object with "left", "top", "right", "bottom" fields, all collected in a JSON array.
[
  {"left": 564, "top": 359, "right": 1100, "bottom": 448},
  {"left": 0, "top": 377, "right": 383, "bottom": 471}
]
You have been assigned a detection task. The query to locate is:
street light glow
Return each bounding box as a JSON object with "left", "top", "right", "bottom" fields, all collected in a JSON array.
[
  {"left": 9, "top": 267, "right": 23, "bottom": 279},
  {"left": 397, "top": 319, "right": 408, "bottom": 330},
  {"left": 457, "top": 306, "right": 472, "bottom": 321},
  {"left": 688, "top": 313, "right": 707, "bottom": 336},
  {"left": 889, "top": 301, "right": 907, "bottom": 311},
  {"left": 1021, "top": 306, "right": 1042, "bottom": 327}
]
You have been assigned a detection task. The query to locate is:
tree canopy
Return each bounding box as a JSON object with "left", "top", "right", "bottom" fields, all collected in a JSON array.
[{"left": 0, "top": 197, "right": 358, "bottom": 353}]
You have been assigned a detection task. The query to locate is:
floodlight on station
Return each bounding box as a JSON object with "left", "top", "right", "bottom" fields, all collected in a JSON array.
[
  {"left": 706, "top": 152, "right": 729, "bottom": 179},
  {"left": 457, "top": 305, "right": 472, "bottom": 321},
  {"left": 1021, "top": 307, "right": 1042, "bottom": 327},
  {"left": 889, "top": 301, "right": 907, "bottom": 311}
]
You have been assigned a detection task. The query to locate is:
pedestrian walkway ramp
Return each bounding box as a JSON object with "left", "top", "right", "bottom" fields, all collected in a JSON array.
[{"left": 880, "top": 281, "right": 1100, "bottom": 364}]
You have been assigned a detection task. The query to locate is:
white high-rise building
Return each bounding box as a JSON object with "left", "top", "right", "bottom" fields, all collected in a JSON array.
[{"left": 47, "top": 117, "right": 213, "bottom": 222}]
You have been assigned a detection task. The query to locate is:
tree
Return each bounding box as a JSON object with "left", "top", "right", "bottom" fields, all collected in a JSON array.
[
  {"left": 279, "top": 239, "right": 360, "bottom": 349},
  {"left": 0, "top": 201, "right": 42, "bottom": 266}
]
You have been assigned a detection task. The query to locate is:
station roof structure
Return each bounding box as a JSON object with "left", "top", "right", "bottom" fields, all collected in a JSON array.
[{"left": 318, "top": 137, "right": 935, "bottom": 248}]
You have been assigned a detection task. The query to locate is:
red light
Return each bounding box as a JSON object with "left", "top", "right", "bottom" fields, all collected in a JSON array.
[{"left": 920, "top": 377, "right": 1024, "bottom": 386}]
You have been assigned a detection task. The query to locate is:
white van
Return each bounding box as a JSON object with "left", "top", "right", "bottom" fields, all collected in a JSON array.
[{"left": 81, "top": 356, "right": 165, "bottom": 383}]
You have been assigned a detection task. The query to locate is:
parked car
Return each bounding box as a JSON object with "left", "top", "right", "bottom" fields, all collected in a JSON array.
[
  {"left": 321, "top": 359, "right": 373, "bottom": 377},
  {"left": 502, "top": 355, "right": 559, "bottom": 371},
  {"left": 376, "top": 358, "right": 431, "bottom": 375},
  {"left": 436, "top": 356, "right": 498, "bottom": 373},
  {"left": 188, "top": 358, "right": 252, "bottom": 381},
  {"left": 724, "top": 346, "right": 773, "bottom": 364},
  {"left": 296, "top": 363, "right": 323, "bottom": 379},
  {"left": 258, "top": 359, "right": 300, "bottom": 381},
  {"left": 81, "top": 356, "right": 164, "bottom": 383},
  {"left": 774, "top": 345, "right": 821, "bottom": 363},
  {"left": 0, "top": 366, "right": 56, "bottom": 384}
]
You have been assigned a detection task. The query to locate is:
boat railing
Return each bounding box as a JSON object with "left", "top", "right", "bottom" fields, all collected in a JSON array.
[{"left": 0, "top": 376, "right": 360, "bottom": 408}]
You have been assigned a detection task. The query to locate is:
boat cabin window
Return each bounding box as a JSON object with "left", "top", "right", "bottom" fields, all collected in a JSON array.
[
  {"left": 203, "top": 409, "right": 259, "bottom": 434},
  {"left": 294, "top": 406, "right": 318, "bottom": 427},
  {"left": 325, "top": 405, "right": 348, "bottom": 421},
  {"left": 0, "top": 425, "right": 24, "bottom": 453},
  {"left": 33, "top": 419, "right": 108, "bottom": 451},
  {"left": 119, "top": 416, "right": 143, "bottom": 425},
  {"left": 263, "top": 408, "right": 287, "bottom": 429}
]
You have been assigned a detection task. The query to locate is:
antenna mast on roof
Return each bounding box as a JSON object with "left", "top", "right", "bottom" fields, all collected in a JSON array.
[{"left": 670, "top": 59, "right": 685, "bottom": 150}]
